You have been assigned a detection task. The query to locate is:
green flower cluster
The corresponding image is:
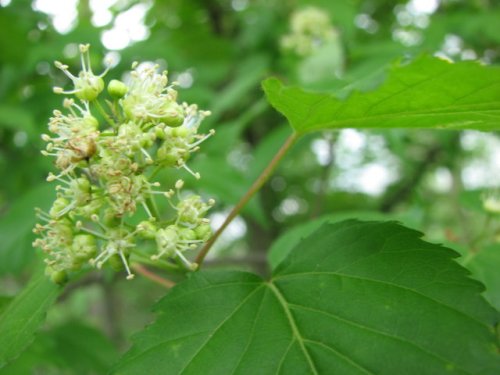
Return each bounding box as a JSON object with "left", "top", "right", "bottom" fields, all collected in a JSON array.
[
  {"left": 281, "top": 7, "right": 338, "bottom": 56},
  {"left": 33, "top": 44, "right": 215, "bottom": 284}
]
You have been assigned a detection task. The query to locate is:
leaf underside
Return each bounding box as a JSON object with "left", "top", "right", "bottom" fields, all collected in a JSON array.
[
  {"left": 263, "top": 56, "right": 500, "bottom": 134},
  {"left": 113, "top": 221, "right": 500, "bottom": 375}
]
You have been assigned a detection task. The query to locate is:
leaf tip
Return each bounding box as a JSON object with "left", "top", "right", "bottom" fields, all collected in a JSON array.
[{"left": 261, "top": 77, "right": 283, "bottom": 95}]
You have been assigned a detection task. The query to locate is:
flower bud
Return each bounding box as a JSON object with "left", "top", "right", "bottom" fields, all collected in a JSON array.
[
  {"left": 171, "top": 126, "right": 190, "bottom": 138},
  {"left": 108, "top": 79, "right": 128, "bottom": 99},
  {"left": 50, "top": 269, "right": 68, "bottom": 285}
]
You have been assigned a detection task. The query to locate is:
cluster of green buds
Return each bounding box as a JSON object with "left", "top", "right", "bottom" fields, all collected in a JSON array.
[
  {"left": 33, "top": 44, "right": 215, "bottom": 284},
  {"left": 281, "top": 7, "right": 338, "bottom": 56}
]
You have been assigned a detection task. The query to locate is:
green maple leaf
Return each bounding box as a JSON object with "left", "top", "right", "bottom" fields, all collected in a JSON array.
[
  {"left": 263, "top": 56, "right": 500, "bottom": 134},
  {"left": 113, "top": 221, "right": 500, "bottom": 374}
]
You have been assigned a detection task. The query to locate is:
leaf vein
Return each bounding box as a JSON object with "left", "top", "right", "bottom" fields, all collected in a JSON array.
[
  {"left": 301, "top": 106, "right": 500, "bottom": 132},
  {"left": 267, "top": 282, "right": 318, "bottom": 375},
  {"left": 302, "top": 339, "right": 375, "bottom": 375},
  {"left": 360, "top": 69, "right": 451, "bottom": 116},
  {"left": 274, "top": 272, "right": 488, "bottom": 329},
  {"left": 177, "top": 284, "right": 265, "bottom": 374},
  {"left": 230, "top": 287, "right": 267, "bottom": 374},
  {"left": 290, "top": 304, "right": 468, "bottom": 373},
  {"left": 275, "top": 339, "right": 296, "bottom": 375}
]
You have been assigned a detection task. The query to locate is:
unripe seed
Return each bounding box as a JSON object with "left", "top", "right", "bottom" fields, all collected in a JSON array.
[
  {"left": 108, "top": 79, "right": 128, "bottom": 98},
  {"left": 75, "top": 75, "right": 104, "bottom": 101},
  {"left": 160, "top": 101, "right": 184, "bottom": 127},
  {"left": 171, "top": 126, "right": 190, "bottom": 138}
]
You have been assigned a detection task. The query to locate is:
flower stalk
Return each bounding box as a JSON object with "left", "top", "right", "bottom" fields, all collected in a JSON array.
[{"left": 195, "top": 132, "right": 299, "bottom": 266}]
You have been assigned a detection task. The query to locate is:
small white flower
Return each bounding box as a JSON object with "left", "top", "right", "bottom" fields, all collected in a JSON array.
[{"left": 54, "top": 44, "right": 109, "bottom": 101}]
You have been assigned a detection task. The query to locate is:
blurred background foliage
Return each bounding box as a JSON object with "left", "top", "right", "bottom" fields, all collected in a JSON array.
[{"left": 1, "top": 0, "right": 500, "bottom": 373}]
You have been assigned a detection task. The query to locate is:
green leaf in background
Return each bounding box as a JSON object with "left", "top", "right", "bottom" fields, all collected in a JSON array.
[
  {"left": 208, "top": 55, "right": 269, "bottom": 123},
  {"left": 297, "top": 41, "right": 345, "bottom": 87},
  {"left": 263, "top": 56, "right": 500, "bottom": 134},
  {"left": 0, "top": 270, "right": 60, "bottom": 368},
  {"left": 0, "top": 183, "right": 54, "bottom": 275},
  {"left": 113, "top": 221, "right": 500, "bottom": 374},
  {"left": 426, "top": 10, "right": 500, "bottom": 48},
  {"left": 48, "top": 321, "right": 120, "bottom": 374},
  {"left": 0, "top": 321, "right": 119, "bottom": 375},
  {"left": 0, "top": 105, "right": 36, "bottom": 136},
  {"left": 267, "top": 211, "right": 400, "bottom": 270},
  {"left": 192, "top": 156, "right": 267, "bottom": 225},
  {"left": 0, "top": 296, "right": 13, "bottom": 315},
  {"left": 461, "top": 244, "right": 500, "bottom": 312}
]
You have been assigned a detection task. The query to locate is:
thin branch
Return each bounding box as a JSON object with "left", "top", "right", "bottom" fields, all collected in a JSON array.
[
  {"left": 132, "top": 264, "right": 176, "bottom": 289},
  {"left": 203, "top": 253, "right": 268, "bottom": 268},
  {"left": 205, "top": 0, "right": 225, "bottom": 35},
  {"left": 195, "top": 132, "right": 299, "bottom": 266},
  {"left": 58, "top": 272, "right": 104, "bottom": 302},
  {"left": 145, "top": 195, "right": 161, "bottom": 221},
  {"left": 380, "top": 144, "right": 441, "bottom": 212},
  {"left": 310, "top": 133, "right": 336, "bottom": 218},
  {"left": 102, "top": 280, "right": 122, "bottom": 344}
]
